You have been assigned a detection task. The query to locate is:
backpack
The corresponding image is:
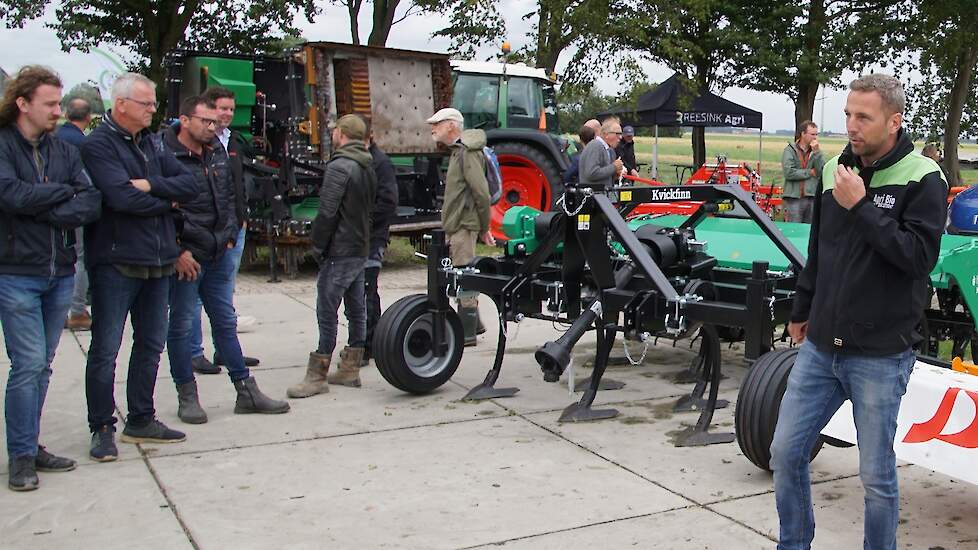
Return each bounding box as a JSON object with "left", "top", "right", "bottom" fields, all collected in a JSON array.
[{"left": 461, "top": 145, "right": 503, "bottom": 205}]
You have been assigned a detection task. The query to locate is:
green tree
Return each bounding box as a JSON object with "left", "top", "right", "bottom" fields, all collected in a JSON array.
[
  {"left": 903, "top": 0, "right": 978, "bottom": 188},
  {"left": 729, "top": 0, "right": 907, "bottom": 132},
  {"left": 328, "top": 0, "right": 444, "bottom": 47},
  {"left": 1, "top": 1, "right": 316, "bottom": 95}
]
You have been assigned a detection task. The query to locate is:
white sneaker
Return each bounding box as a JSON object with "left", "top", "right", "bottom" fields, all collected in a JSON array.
[{"left": 237, "top": 315, "right": 257, "bottom": 333}]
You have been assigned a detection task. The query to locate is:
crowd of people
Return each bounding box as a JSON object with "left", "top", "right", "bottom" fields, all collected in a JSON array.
[{"left": 0, "top": 65, "right": 496, "bottom": 493}]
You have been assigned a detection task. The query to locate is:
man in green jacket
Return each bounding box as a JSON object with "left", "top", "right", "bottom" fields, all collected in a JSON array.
[
  {"left": 427, "top": 107, "right": 493, "bottom": 346},
  {"left": 781, "top": 120, "right": 825, "bottom": 222}
]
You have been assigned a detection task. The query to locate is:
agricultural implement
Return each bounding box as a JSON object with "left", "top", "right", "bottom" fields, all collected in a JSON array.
[{"left": 373, "top": 178, "right": 809, "bottom": 447}]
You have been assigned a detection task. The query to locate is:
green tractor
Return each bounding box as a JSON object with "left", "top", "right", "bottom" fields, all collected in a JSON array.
[{"left": 165, "top": 42, "right": 570, "bottom": 274}]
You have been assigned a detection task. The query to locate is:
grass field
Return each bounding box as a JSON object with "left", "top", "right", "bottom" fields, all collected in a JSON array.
[{"left": 630, "top": 133, "right": 978, "bottom": 187}]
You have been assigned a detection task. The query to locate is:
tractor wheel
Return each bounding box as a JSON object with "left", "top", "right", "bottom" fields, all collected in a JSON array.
[
  {"left": 491, "top": 142, "right": 563, "bottom": 241},
  {"left": 372, "top": 294, "right": 464, "bottom": 394},
  {"left": 735, "top": 348, "right": 824, "bottom": 471}
]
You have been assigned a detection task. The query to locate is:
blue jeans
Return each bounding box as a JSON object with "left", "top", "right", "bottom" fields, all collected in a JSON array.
[
  {"left": 70, "top": 228, "right": 89, "bottom": 316},
  {"left": 190, "top": 226, "right": 245, "bottom": 358},
  {"left": 316, "top": 257, "right": 366, "bottom": 355},
  {"left": 0, "top": 274, "right": 73, "bottom": 459},
  {"left": 85, "top": 265, "right": 170, "bottom": 431},
  {"left": 168, "top": 250, "right": 249, "bottom": 386},
  {"left": 770, "top": 340, "right": 915, "bottom": 550}
]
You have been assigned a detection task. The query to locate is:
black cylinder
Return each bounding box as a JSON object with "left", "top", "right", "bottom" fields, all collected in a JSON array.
[{"left": 536, "top": 301, "right": 600, "bottom": 382}]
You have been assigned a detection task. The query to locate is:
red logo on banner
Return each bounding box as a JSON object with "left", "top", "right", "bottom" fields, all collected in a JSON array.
[{"left": 902, "top": 387, "right": 978, "bottom": 448}]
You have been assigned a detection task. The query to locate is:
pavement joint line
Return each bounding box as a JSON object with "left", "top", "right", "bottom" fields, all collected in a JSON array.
[
  {"left": 505, "top": 408, "right": 779, "bottom": 544},
  {"left": 282, "top": 292, "right": 316, "bottom": 311},
  {"left": 453, "top": 504, "right": 702, "bottom": 550},
  {"left": 135, "top": 412, "right": 521, "bottom": 462},
  {"left": 136, "top": 443, "right": 201, "bottom": 550}
]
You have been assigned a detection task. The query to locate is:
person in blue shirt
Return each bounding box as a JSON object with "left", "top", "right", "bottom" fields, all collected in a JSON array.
[{"left": 56, "top": 97, "right": 93, "bottom": 331}]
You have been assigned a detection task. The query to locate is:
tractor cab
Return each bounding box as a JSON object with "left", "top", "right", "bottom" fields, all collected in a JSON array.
[{"left": 450, "top": 60, "right": 559, "bottom": 133}]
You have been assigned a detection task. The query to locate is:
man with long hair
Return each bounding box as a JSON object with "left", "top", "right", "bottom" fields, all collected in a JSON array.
[{"left": 0, "top": 66, "right": 101, "bottom": 491}]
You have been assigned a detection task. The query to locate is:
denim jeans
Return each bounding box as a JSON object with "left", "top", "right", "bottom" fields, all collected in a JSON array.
[
  {"left": 168, "top": 250, "right": 249, "bottom": 386},
  {"left": 85, "top": 265, "right": 170, "bottom": 431},
  {"left": 0, "top": 274, "right": 73, "bottom": 459},
  {"left": 70, "top": 227, "right": 89, "bottom": 316},
  {"left": 190, "top": 226, "right": 245, "bottom": 358},
  {"left": 770, "top": 340, "right": 915, "bottom": 550},
  {"left": 316, "top": 256, "right": 366, "bottom": 355}
]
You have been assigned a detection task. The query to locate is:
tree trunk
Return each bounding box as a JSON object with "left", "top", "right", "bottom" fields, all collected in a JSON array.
[
  {"left": 942, "top": 44, "right": 978, "bottom": 188},
  {"left": 692, "top": 126, "right": 706, "bottom": 169},
  {"left": 794, "top": 80, "right": 819, "bottom": 136},
  {"left": 368, "top": 0, "right": 400, "bottom": 47},
  {"left": 348, "top": 0, "right": 362, "bottom": 45}
]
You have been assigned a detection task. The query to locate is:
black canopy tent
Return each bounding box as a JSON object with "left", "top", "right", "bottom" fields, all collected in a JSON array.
[{"left": 598, "top": 74, "right": 764, "bottom": 179}]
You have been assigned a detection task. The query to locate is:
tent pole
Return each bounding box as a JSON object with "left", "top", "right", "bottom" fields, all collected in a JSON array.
[
  {"left": 654, "top": 125, "right": 659, "bottom": 179},
  {"left": 757, "top": 127, "right": 762, "bottom": 178}
]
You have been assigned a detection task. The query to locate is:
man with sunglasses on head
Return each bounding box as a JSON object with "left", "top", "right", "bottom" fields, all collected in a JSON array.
[
  {"left": 162, "top": 95, "right": 289, "bottom": 423},
  {"left": 81, "top": 73, "right": 200, "bottom": 462}
]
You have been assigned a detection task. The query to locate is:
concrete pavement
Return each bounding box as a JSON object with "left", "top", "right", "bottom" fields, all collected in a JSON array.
[{"left": 1, "top": 264, "right": 976, "bottom": 549}]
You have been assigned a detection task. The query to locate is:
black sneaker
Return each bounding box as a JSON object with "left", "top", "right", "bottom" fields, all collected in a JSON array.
[
  {"left": 191, "top": 355, "right": 221, "bottom": 375},
  {"left": 8, "top": 455, "right": 39, "bottom": 491},
  {"left": 120, "top": 419, "right": 186, "bottom": 444},
  {"left": 90, "top": 426, "right": 118, "bottom": 462},
  {"left": 215, "top": 352, "right": 260, "bottom": 367},
  {"left": 35, "top": 446, "right": 77, "bottom": 472}
]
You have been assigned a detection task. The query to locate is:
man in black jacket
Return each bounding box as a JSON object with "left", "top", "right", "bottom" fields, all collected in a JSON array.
[
  {"left": 770, "top": 74, "right": 948, "bottom": 550},
  {"left": 82, "top": 73, "right": 200, "bottom": 462},
  {"left": 164, "top": 96, "right": 289, "bottom": 425},
  {"left": 288, "top": 114, "right": 376, "bottom": 397},
  {"left": 363, "top": 123, "right": 398, "bottom": 364},
  {"left": 615, "top": 125, "right": 638, "bottom": 177},
  {"left": 0, "top": 66, "right": 101, "bottom": 491}
]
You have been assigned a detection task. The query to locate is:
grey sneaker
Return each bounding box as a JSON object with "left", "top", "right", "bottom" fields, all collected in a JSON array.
[
  {"left": 89, "top": 426, "right": 118, "bottom": 462},
  {"left": 8, "top": 455, "right": 39, "bottom": 492},
  {"left": 35, "top": 446, "right": 77, "bottom": 472},
  {"left": 191, "top": 355, "right": 221, "bottom": 375},
  {"left": 120, "top": 419, "right": 186, "bottom": 444}
]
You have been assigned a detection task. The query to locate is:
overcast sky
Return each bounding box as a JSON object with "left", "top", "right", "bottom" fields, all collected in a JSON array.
[{"left": 0, "top": 2, "right": 875, "bottom": 134}]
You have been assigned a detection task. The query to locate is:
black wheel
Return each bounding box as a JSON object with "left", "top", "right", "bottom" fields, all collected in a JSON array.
[
  {"left": 490, "top": 142, "right": 563, "bottom": 240},
  {"left": 735, "top": 348, "right": 823, "bottom": 471},
  {"left": 372, "top": 294, "right": 464, "bottom": 394}
]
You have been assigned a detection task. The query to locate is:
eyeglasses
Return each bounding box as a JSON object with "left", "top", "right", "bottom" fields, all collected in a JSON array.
[
  {"left": 190, "top": 115, "right": 219, "bottom": 127},
  {"left": 123, "top": 97, "right": 159, "bottom": 110},
  {"left": 608, "top": 131, "right": 623, "bottom": 135}
]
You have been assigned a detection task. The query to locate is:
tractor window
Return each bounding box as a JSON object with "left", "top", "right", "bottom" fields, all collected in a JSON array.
[
  {"left": 452, "top": 74, "right": 500, "bottom": 130},
  {"left": 542, "top": 83, "right": 559, "bottom": 133},
  {"left": 507, "top": 77, "right": 542, "bottom": 129}
]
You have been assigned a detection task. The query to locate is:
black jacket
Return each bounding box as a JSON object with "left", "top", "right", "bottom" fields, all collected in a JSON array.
[
  {"left": 791, "top": 130, "right": 948, "bottom": 355},
  {"left": 369, "top": 143, "right": 398, "bottom": 254},
  {"left": 81, "top": 112, "right": 200, "bottom": 268},
  {"left": 0, "top": 126, "right": 102, "bottom": 277},
  {"left": 311, "top": 141, "right": 377, "bottom": 258},
  {"left": 615, "top": 140, "right": 637, "bottom": 173},
  {"left": 163, "top": 126, "right": 238, "bottom": 262},
  {"left": 226, "top": 131, "right": 247, "bottom": 229}
]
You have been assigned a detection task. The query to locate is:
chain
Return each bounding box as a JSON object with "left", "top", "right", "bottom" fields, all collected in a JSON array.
[
  {"left": 623, "top": 332, "right": 651, "bottom": 366},
  {"left": 557, "top": 190, "right": 592, "bottom": 217}
]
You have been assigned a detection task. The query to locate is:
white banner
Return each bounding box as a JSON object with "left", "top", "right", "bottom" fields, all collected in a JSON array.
[{"left": 822, "top": 361, "right": 978, "bottom": 486}]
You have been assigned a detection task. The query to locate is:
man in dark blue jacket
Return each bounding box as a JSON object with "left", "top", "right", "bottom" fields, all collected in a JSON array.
[
  {"left": 56, "top": 96, "right": 94, "bottom": 330},
  {"left": 0, "top": 66, "right": 101, "bottom": 491},
  {"left": 81, "top": 73, "right": 199, "bottom": 462},
  {"left": 363, "top": 125, "right": 398, "bottom": 364},
  {"left": 163, "top": 96, "right": 289, "bottom": 424}
]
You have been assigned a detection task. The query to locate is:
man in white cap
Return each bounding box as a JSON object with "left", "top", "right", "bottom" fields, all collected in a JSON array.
[{"left": 427, "top": 107, "right": 493, "bottom": 346}]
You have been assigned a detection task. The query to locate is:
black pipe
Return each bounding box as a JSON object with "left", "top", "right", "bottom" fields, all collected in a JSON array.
[{"left": 536, "top": 300, "right": 601, "bottom": 382}]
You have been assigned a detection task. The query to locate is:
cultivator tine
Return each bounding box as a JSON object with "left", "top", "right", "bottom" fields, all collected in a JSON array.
[
  {"left": 673, "top": 325, "right": 734, "bottom": 446},
  {"left": 559, "top": 328, "right": 619, "bottom": 423},
  {"left": 461, "top": 317, "right": 519, "bottom": 401}
]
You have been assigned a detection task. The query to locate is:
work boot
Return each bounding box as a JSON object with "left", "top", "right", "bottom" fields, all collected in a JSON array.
[
  {"left": 288, "top": 353, "right": 331, "bottom": 398},
  {"left": 35, "top": 446, "right": 76, "bottom": 472},
  {"left": 192, "top": 355, "right": 221, "bottom": 375},
  {"left": 176, "top": 380, "right": 208, "bottom": 424},
  {"left": 65, "top": 311, "right": 92, "bottom": 331},
  {"left": 459, "top": 306, "right": 479, "bottom": 347},
  {"left": 327, "top": 347, "right": 363, "bottom": 387},
  {"left": 234, "top": 376, "right": 291, "bottom": 414},
  {"left": 476, "top": 316, "right": 487, "bottom": 335},
  {"left": 8, "top": 456, "right": 38, "bottom": 492}
]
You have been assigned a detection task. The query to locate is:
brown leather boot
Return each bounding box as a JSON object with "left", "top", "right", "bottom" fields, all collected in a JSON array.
[
  {"left": 327, "top": 347, "right": 363, "bottom": 387},
  {"left": 287, "top": 352, "right": 331, "bottom": 398}
]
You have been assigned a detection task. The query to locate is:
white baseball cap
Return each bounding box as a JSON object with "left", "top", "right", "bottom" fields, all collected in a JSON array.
[{"left": 426, "top": 107, "right": 464, "bottom": 124}]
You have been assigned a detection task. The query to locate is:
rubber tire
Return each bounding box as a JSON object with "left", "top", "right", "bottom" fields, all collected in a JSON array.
[
  {"left": 492, "top": 141, "right": 564, "bottom": 212},
  {"left": 372, "top": 294, "right": 464, "bottom": 394},
  {"left": 735, "top": 348, "right": 823, "bottom": 471}
]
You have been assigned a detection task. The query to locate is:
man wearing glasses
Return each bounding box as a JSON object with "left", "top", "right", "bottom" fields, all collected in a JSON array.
[
  {"left": 163, "top": 95, "right": 289, "bottom": 423},
  {"left": 81, "top": 73, "right": 200, "bottom": 461},
  {"left": 579, "top": 118, "right": 624, "bottom": 188}
]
